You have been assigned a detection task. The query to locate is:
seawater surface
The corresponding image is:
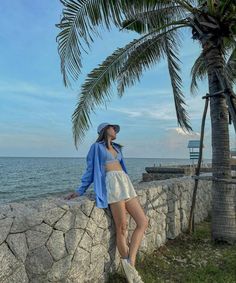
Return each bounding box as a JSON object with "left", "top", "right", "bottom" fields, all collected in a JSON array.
[{"left": 0, "top": 157, "right": 211, "bottom": 204}]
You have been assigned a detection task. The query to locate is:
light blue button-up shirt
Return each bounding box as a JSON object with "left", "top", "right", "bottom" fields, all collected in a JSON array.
[{"left": 75, "top": 141, "right": 128, "bottom": 209}]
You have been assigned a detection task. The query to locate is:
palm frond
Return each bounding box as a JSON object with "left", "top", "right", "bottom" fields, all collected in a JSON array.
[
  {"left": 220, "top": 0, "right": 235, "bottom": 15},
  {"left": 163, "top": 32, "right": 193, "bottom": 133},
  {"left": 225, "top": 60, "right": 236, "bottom": 126},
  {"left": 56, "top": 0, "right": 128, "bottom": 87},
  {"left": 121, "top": 4, "right": 189, "bottom": 34},
  {"left": 117, "top": 26, "right": 187, "bottom": 96},
  {"left": 117, "top": 36, "right": 165, "bottom": 95},
  {"left": 118, "top": 25, "right": 194, "bottom": 133},
  {"left": 72, "top": 31, "right": 162, "bottom": 148},
  {"left": 55, "top": 0, "right": 197, "bottom": 87},
  {"left": 225, "top": 47, "right": 236, "bottom": 86},
  {"left": 190, "top": 51, "right": 207, "bottom": 95},
  {"left": 176, "top": 0, "right": 198, "bottom": 11},
  {"left": 191, "top": 41, "right": 235, "bottom": 98},
  {"left": 186, "top": 0, "right": 198, "bottom": 5}
]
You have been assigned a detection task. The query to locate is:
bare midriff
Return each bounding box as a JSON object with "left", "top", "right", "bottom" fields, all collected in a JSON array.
[{"left": 105, "top": 160, "right": 123, "bottom": 172}]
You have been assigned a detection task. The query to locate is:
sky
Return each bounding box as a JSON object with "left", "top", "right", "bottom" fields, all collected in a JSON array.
[{"left": 0, "top": 1, "right": 235, "bottom": 159}]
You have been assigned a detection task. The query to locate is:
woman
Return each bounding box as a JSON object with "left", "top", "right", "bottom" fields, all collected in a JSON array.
[{"left": 65, "top": 122, "right": 149, "bottom": 283}]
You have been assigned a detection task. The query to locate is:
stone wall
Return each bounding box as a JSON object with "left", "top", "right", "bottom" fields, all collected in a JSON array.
[{"left": 0, "top": 176, "right": 212, "bottom": 283}]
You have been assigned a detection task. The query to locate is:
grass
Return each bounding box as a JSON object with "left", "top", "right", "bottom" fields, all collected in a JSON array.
[{"left": 106, "top": 216, "right": 236, "bottom": 283}]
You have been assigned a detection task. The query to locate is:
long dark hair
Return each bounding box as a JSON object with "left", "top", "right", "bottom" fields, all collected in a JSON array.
[{"left": 95, "top": 125, "right": 124, "bottom": 150}]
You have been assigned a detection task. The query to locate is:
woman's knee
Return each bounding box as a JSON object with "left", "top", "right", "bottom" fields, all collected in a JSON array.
[
  {"left": 116, "top": 222, "right": 128, "bottom": 236},
  {"left": 137, "top": 216, "right": 149, "bottom": 230}
]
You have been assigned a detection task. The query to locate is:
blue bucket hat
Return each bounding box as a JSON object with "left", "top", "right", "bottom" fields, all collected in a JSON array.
[{"left": 97, "top": 122, "right": 120, "bottom": 135}]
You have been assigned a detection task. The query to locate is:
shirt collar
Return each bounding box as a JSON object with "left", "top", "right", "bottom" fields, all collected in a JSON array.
[{"left": 98, "top": 140, "right": 117, "bottom": 146}]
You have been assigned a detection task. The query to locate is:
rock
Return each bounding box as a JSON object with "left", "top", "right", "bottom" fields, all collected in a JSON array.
[
  {"left": 69, "top": 246, "right": 90, "bottom": 280},
  {"left": 97, "top": 215, "right": 111, "bottom": 229},
  {"left": 85, "top": 258, "right": 105, "bottom": 282},
  {"left": 10, "top": 209, "right": 45, "bottom": 234},
  {"left": 85, "top": 217, "right": 98, "bottom": 238},
  {"left": 54, "top": 210, "right": 75, "bottom": 232},
  {"left": 0, "top": 218, "right": 13, "bottom": 245},
  {"left": 65, "top": 228, "right": 84, "bottom": 255},
  {"left": 79, "top": 232, "right": 92, "bottom": 252},
  {"left": 25, "top": 246, "right": 53, "bottom": 276},
  {"left": 90, "top": 207, "right": 105, "bottom": 225},
  {"left": 6, "top": 233, "right": 28, "bottom": 262},
  {"left": 92, "top": 227, "right": 104, "bottom": 246},
  {"left": 0, "top": 204, "right": 11, "bottom": 219},
  {"left": 0, "top": 242, "right": 20, "bottom": 281},
  {"left": 25, "top": 223, "right": 52, "bottom": 250},
  {"left": 10, "top": 216, "right": 30, "bottom": 233},
  {"left": 80, "top": 199, "right": 95, "bottom": 217},
  {"left": 43, "top": 207, "right": 66, "bottom": 226},
  {"left": 46, "top": 254, "right": 73, "bottom": 281},
  {"left": 2, "top": 263, "right": 29, "bottom": 283},
  {"left": 46, "top": 229, "right": 67, "bottom": 261},
  {"left": 73, "top": 209, "right": 89, "bottom": 229}
]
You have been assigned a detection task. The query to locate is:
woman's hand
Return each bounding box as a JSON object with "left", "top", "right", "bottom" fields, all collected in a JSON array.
[{"left": 64, "top": 192, "right": 80, "bottom": 200}]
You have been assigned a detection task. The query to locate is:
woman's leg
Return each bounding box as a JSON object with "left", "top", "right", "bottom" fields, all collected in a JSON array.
[
  {"left": 125, "top": 197, "right": 149, "bottom": 267},
  {"left": 109, "top": 200, "right": 129, "bottom": 258}
]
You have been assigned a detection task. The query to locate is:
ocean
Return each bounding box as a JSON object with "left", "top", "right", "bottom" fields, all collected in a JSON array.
[{"left": 0, "top": 157, "right": 212, "bottom": 204}]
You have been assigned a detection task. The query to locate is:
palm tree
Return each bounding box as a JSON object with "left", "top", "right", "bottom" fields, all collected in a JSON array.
[{"left": 55, "top": 0, "right": 236, "bottom": 244}]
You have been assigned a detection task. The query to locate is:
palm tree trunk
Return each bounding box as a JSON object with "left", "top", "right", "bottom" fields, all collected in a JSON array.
[{"left": 204, "top": 46, "right": 236, "bottom": 244}]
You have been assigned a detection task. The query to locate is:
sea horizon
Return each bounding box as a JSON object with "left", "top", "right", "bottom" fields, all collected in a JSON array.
[{"left": 0, "top": 156, "right": 213, "bottom": 160}]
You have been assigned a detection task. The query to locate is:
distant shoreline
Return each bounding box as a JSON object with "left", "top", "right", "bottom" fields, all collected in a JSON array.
[{"left": 0, "top": 156, "right": 213, "bottom": 160}]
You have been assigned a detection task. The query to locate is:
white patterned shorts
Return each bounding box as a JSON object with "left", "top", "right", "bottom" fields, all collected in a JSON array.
[{"left": 105, "top": 170, "right": 137, "bottom": 204}]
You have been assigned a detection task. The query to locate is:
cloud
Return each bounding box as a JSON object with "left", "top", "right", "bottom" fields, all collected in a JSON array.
[
  {"left": 165, "top": 127, "right": 200, "bottom": 136},
  {"left": 107, "top": 106, "right": 142, "bottom": 118},
  {"left": 0, "top": 132, "right": 68, "bottom": 148},
  {"left": 126, "top": 88, "right": 172, "bottom": 98},
  {"left": 109, "top": 99, "right": 178, "bottom": 121},
  {"left": 105, "top": 80, "right": 210, "bottom": 128},
  {"left": 157, "top": 127, "right": 211, "bottom": 158},
  {"left": 0, "top": 80, "right": 75, "bottom": 102}
]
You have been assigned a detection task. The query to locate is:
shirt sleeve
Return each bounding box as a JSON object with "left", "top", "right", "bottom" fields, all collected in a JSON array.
[
  {"left": 120, "top": 146, "right": 125, "bottom": 159},
  {"left": 75, "top": 143, "right": 95, "bottom": 196},
  {"left": 120, "top": 146, "right": 128, "bottom": 174}
]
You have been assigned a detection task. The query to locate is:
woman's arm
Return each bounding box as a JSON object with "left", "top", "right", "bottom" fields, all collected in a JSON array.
[{"left": 75, "top": 143, "right": 95, "bottom": 196}]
